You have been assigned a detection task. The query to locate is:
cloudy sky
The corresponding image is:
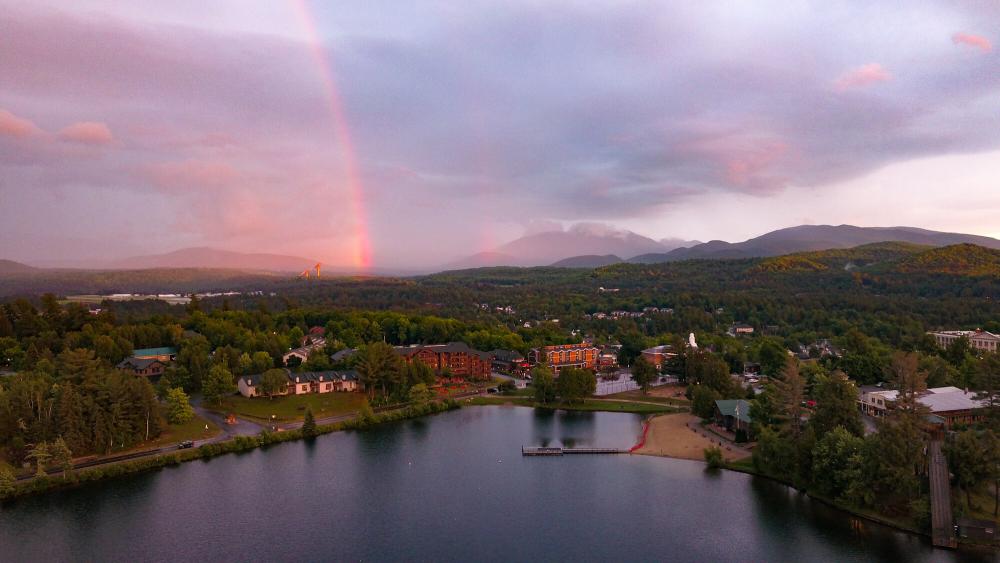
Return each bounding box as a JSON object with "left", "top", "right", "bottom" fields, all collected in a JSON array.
[{"left": 2, "top": 1, "right": 999, "bottom": 269}]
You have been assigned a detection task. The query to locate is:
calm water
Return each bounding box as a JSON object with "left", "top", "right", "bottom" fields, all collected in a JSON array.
[{"left": 0, "top": 406, "right": 996, "bottom": 562}]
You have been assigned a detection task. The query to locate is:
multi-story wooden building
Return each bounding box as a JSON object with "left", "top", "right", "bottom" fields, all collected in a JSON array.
[
  {"left": 395, "top": 342, "right": 493, "bottom": 379},
  {"left": 529, "top": 343, "right": 600, "bottom": 373},
  {"left": 238, "top": 370, "right": 360, "bottom": 398}
]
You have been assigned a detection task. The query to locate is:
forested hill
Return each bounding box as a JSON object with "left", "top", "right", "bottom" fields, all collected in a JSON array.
[
  {"left": 749, "top": 242, "right": 930, "bottom": 273},
  {"left": 895, "top": 243, "right": 1000, "bottom": 276},
  {"left": 0, "top": 260, "right": 37, "bottom": 275}
]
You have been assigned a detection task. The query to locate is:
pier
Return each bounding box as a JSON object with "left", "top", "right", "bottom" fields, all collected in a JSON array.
[
  {"left": 521, "top": 446, "right": 627, "bottom": 456},
  {"left": 928, "top": 439, "right": 958, "bottom": 549}
]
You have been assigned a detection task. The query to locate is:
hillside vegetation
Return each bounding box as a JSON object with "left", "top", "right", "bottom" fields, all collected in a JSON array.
[{"left": 895, "top": 243, "right": 1000, "bottom": 277}]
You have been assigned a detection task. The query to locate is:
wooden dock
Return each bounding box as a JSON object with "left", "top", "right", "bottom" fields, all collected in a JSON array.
[
  {"left": 521, "top": 446, "right": 627, "bottom": 456},
  {"left": 928, "top": 439, "right": 957, "bottom": 549}
]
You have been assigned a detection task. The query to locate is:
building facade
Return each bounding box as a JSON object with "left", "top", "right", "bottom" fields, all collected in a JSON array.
[
  {"left": 238, "top": 369, "right": 360, "bottom": 398},
  {"left": 116, "top": 358, "right": 167, "bottom": 377},
  {"left": 857, "top": 385, "right": 986, "bottom": 428},
  {"left": 928, "top": 330, "right": 1000, "bottom": 353},
  {"left": 395, "top": 342, "right": 493, "bottom": 379},
  {"left": 529, "top": 343, "right": 600, "bottom": 373}
]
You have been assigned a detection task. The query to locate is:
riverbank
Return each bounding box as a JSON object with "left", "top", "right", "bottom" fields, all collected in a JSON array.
[
  {"left": 0, "top": 399, "right": 461, "bottom": 502},
  {"left": 633, "top": 413, "right": 750, "bottom": 461}
]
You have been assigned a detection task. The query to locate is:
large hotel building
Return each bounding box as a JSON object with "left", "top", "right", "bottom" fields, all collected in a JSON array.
[
  {"left": 928, "top": 330, "right": 1000, "bottom": 353},
  {"left": 529, "top": 343, "right": 600, "bottom": 373}
]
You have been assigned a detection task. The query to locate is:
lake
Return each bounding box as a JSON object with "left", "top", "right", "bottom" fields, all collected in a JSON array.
[{"left": 0, "top": 406, "right": 995, "bottom": 562}]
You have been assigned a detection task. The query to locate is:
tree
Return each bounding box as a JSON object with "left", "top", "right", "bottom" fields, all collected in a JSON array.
[
  {"left": 773, "top": 358, "right": 805, "bottom": 440},
  {"left": 691, "top": 385, "right": 721, "bottom": 419},
  {"left": 56, "top": 383, "right": 88, "bottom": 455},
  {"left": 261, "top": 369, "right": 289, "bottom": 399},
  {"left": 811, "top": 426, "right": 864, "bottom": 500},
  {"left": 704, "top": 447, "right": 724, "bottom": 469},
  {"left": 302, "top": 408, "right": 317, "bottom": 438},
  {"left": 27, "top": 442, "right": 51, "bottom": 477},
  {"left": 0, "top": 465, "right": 15, "bottom": 495},
  {"left": 556, "top": 368, "right": 595, "bottom": 403},
  {"left": 202, "top": 364, "right": 236, "bottom": 406},
  {"left": 50, "top": 437, "right": 73, "bottom": 478},
  {"left": 165, "top": 388, "right": 195, "bottom": 425},
  {"left": 947, "top": 429, "right": 1000, "bottom": 510},
  {"left": 631, "top": 357, "right": 656, "bottom": 394},
  {"left": 810, "top": 371, "right": 864, "bottom": 437},
  {"left": 975, "top": 353, "right": 1000, "bottom": 431},
  {"left": 757, "top": 339, "right": 788, "bottom": 378},
  {"left": 532, "top": 364, "right": 556, "bottom": 404},
  {"left": 408, "top": 383, "right": 433, "bottom": 405},
  {"left": 251, "top": 351, "right": 274, "bottom": 374},
  {"left": 355, "top": 342, "right": 403, "bottom": 399}
]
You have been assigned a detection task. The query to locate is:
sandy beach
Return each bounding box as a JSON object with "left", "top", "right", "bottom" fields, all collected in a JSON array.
[{"left": 634, "top": 413, "right": 750, "bottom": 461}]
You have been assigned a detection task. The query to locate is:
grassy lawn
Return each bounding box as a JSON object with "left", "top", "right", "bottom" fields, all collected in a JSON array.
[
  {"left": 140, "top": 415, "right": 221, "bottom": 450},
  {"left": 215, "top": 392, "right": 368, "bottom": 422},
  {"left": 606, "top": 389, "right": 690, "bottom": 405},
  {"left": 467, "top": 396, "right": 681, "bottom": 414}
]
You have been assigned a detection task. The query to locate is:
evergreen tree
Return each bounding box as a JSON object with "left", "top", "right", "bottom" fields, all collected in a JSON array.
[
  {"left": 50, "top": 437, "right": 73, "bottom": 478},
  {"left": 302, "top": 408, "right": 317, "bottom": 438},
  {"left": 27, "top": 442, "right": 51, "bottom": 477},
  {"left": 57, "top": 383, "right": 88, "bottom": 454}
]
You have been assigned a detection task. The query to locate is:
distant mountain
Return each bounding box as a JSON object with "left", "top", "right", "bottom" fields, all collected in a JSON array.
[
  {"left": 549, "top": 254, "right": 622, "bottom": 268},
  {"left": 629, "top": 225, "right": 1000, "bottom": 263},
  {"left": 659, "top": 238, "right": 702, "bottom": 251},
  {"left": 0, "top": 259, "right": 38, "bottom": 275},
  {"left": 451, "top": 224, "right": 667, "bottom": 268},
  {"left": 111, "top": 247, "right": 318, "bottom": 272}
]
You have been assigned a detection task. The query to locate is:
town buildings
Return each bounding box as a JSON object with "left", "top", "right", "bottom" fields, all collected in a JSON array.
[
  {"left": 714, "top": 399, "right": 754, "bottom": 439},
  {"left": 117, "top": 346, "right": 177, "bottom": 377},
  {"left": 529, "top": 343, "right": 600, "bottom": 373},
  {"left": 283, "top": 338, "right": 326, "bottom": 365},
  {"left": 927, "top": 330, "right": 1000, "bottom": 353},
  {"left": 727, "top": 323, "right": 755, "bottom": 337},
  {"left": 117, "top": 357, "right": 168, "bottom": 377},
  {"left": 238, "top": 369, "right": 360, "bottom": 398},
  {"left": 491, "top": 349, "right": 529, "bottom": 376},
  {"left": 395, "top": 342, "right": 493, "bottom": 379},
  {"left": 857, "top": 386, "right": 987, "bottom": 428},
  {"left": 640, "top": 345, "right": 675, "bottom": 369}
]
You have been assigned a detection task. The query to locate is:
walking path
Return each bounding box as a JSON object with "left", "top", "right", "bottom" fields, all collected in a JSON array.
[{"left": 929, "top": 438, "right": 957, "bottom": 549}]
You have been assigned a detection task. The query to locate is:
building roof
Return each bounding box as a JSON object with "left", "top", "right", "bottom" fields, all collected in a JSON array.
[
  {"left": 117, "top": 357, "right": 165, "bottom": 370},
  {"left": 715, "top": 399, "right": 753, "bottom": 424},
  {"left": 395, "top": 342, "right": 492, "bottom": 359},
  {"left": 330, "top": 348, "right": 356, "bottom": 362},
  {"left": 929, "top": 330, "right": 1000, "bottom": 341},
  {"left": 642, "top": 345, "right": 674, "bottom": 355},
  {"left": 242, "top": 369, "right": 358, "bottom": 387},
  {"left": 861, "top": 386, "right": 986, "bottom": 414},
  {"left": 132, "top": 346, "right": 177, "bottom": 357},
  {"left": 490, "top": 349, "right": 525, "bottom": 362}
]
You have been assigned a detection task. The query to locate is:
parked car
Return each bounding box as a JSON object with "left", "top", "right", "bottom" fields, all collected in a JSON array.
[{"left": 178, "top": 440, "right": 195, "bottom": 449}]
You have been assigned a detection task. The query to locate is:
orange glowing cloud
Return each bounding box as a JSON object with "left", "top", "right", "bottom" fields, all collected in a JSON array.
[
  {"left": 952, "top": 32, "right": 992, "bottom": 52},
  {"left": 0, "top": 109, "right": 43, "bottom": 138},
  {"left": 58, "top": 121, "right": 114, "bottom": 144},
  {"left": 835, "top": 63, "right": 891, "bottom": 91}
]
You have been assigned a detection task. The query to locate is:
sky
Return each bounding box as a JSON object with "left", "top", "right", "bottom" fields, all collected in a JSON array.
[{"left": 2, "top": 0, "right": 999, "bottom": 269}]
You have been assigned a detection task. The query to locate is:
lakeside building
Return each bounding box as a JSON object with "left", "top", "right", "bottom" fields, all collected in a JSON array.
[
  {"left": 714, "top": 399, "right": 754, "bottom": 439},
  {"left": 640, "top": 345, "right": 676, "bottom": 369},
  {"left": 328, "top": 342, "right": 494, "bottom": 379},
  {"left": 491, "top": 349, "right": 529, "bottom": 376},
  {"left": 238, "top": 369, "right": 360, "bottom": 398},
  {"left": 598, "top": 346, "right": 619, "bottom": 370},
  {"left": 529, "top": 343, "right": 600, "bottom": 374},
  {"left": 927, "top": 330, "right": 1000, "bottom": 353},
  {"left": 395, "top": 342, "right": 493, "bottom": 379},
  {"left": 117, "top": 357, "right": 168, "bottom": 377},
  {"left": 857, "top": 386, "right": 987, "bottom": 428}
]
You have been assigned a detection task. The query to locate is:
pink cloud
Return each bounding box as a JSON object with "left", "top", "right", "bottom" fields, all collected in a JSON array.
[
  {"left": 834, "top": 63, "right": 891, "bottom": 91},
  {"left": 952, "top": 32, "right": 992, "bottom": 52},
  {"left": 58, "top": 121, "right": 114, "bottom": 144},
  {"left": 0, "top": 109, "right": 43, "bottom": 138}
]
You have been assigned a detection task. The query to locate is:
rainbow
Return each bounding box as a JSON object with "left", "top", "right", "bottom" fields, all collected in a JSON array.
[{"left": 290, "top": 0, "right": 371, "bottom": 270}]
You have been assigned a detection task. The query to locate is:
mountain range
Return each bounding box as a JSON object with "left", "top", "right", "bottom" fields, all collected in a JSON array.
[{"left": 110, "top": 247, "right": 319, "bottom": 272}]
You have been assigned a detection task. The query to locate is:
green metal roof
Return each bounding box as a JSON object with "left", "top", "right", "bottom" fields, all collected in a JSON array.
[
  {"left": 715, "top": 399, "right": 752, "bottom": 424},
  {"left": 132, "top": 346, "right": 178, "bottom": 357}
]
